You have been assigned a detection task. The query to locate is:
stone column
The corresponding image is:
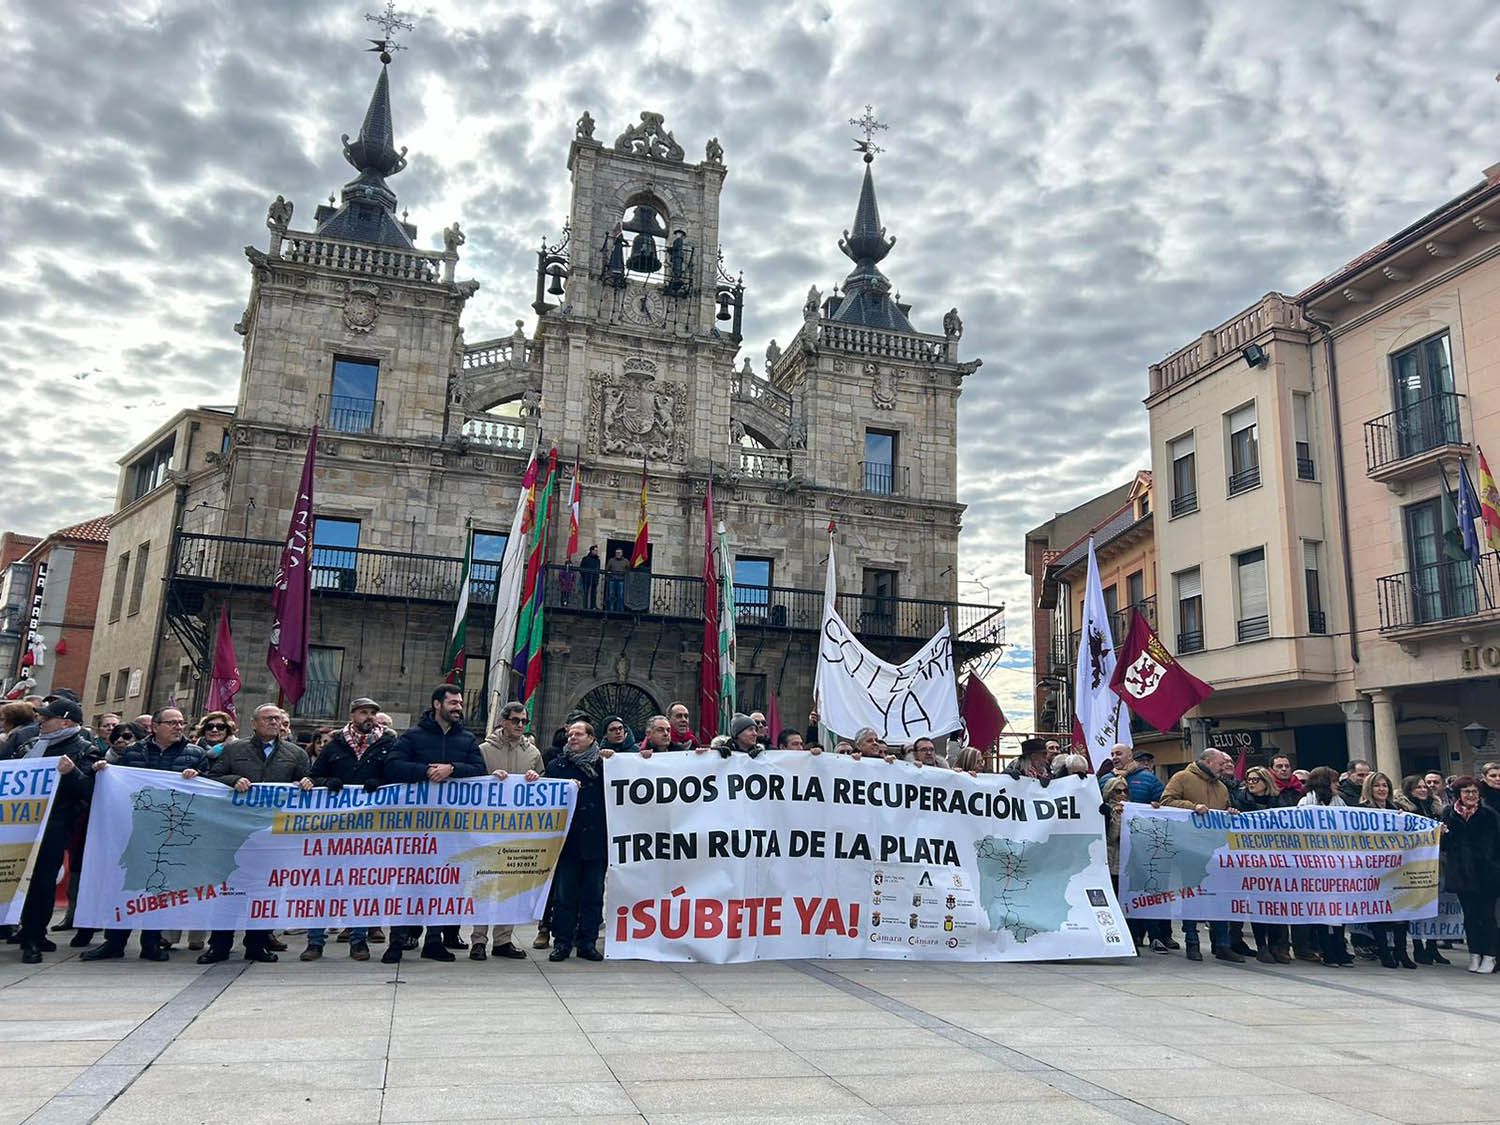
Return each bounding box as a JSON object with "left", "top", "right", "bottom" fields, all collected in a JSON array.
[
  {"left": 1368, "top": 690, "right": 1401, "bottom": 779},
  {"left": 1341, "top": 699, "right": 1375, "bottom": 766}
]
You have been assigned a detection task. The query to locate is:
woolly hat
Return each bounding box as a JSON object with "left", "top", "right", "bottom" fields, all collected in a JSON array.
[{"left": 730, "top": 713, "right": 757, "bottom": 740}]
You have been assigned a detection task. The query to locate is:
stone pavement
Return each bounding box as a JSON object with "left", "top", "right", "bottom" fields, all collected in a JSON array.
[{"left": 0, "top": 929, "right": 1494, "bottom": 1125}]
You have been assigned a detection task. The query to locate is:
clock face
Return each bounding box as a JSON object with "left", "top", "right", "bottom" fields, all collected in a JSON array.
[{"left": 621, "top": 284, "right": 664, "bottom": 327}]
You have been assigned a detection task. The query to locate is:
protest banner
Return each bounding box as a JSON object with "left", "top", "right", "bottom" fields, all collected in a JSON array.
[
  {"left": 0, "top": 758, "right": 59, "bottom": 925},
  {"left": 1118, "top": 803, "right": 1440, "bottom": 924},
  {"left": 604, "top": 752, "right": 1131, "bottom": 963},
  {"left": 75, "top": 766, "right": 575, "bottom": 930},
  {"left": 1409, "top": 892, "right": 1465, "bottom": 941},
  {"left": 816, "top": 610, "right": 961, "bottom": 742}
]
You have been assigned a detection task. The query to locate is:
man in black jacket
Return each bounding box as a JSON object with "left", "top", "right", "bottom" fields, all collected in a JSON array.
[
  {"left": 381, "top": 684, "right": 486, "bottom": 964},
  {"left": 301, "top": 697, "right": 395, "bottom": 962},
  {"left": 16, "top": 699, "right": 98, "bottom": 964}
]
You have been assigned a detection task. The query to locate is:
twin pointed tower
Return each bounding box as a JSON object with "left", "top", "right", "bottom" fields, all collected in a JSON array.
[{"left": 144, "top": 47, "right": 996, "bottom": 734}]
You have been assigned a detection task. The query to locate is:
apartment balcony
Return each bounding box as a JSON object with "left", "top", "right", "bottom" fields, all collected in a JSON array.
[
  {"left": 1364, "top": 393, "right": 1468, "bottom": 485},
  {"left": 1377, "top": 552, "right": 1500, "bottom": 637},
  {"left": 1227, "top": 464, "right": 1261, "bottom": 497},
  {"left": 167, "top": 533, "right": 1004, "bottom": 652},
  {"left": 1062, "top": 597, "right": 1158, "bottom": 667}
]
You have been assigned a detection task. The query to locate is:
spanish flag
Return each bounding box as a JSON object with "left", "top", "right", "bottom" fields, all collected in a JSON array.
[
  {"left": 1479, "top": 447, "right": 1500, "bottom": 552},
  {"left": 631, "top": 458, "right": 650, "bottom": 567}
]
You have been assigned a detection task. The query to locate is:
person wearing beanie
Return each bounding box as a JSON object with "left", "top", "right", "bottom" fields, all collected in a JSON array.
[{"left": 723, "top": 713, "right": 764, "bottom": 758}]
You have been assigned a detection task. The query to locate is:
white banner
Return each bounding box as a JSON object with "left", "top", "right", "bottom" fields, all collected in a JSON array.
[
  {"left": 1118, "top": 803, "right": 1440, "bottom": 923},
  {"left": 76, "top": 767, "right": 576, "bottom": 930},
  {"left": 604, "top": 752, "right": 1132, "bottom": 963},
  {"left": 816, "top": 608, "right": 961, "bottom": 743},
  {"left": 0, "top": 758, "right": 59, "bottom": 925}
]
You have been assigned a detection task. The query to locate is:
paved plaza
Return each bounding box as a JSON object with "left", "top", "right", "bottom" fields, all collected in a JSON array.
[{"left": 0, "top": 927, "right": 1493, "bottom": 1125}]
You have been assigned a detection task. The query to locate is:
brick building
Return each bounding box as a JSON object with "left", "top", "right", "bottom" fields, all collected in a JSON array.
[{"left": 1, "top": 518, "right": 110, "bottom": 701}]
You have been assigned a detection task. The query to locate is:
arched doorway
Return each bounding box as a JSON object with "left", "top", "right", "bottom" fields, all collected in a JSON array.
[{"left": 574, "top": 682, "right": 661, "bottom": 741}]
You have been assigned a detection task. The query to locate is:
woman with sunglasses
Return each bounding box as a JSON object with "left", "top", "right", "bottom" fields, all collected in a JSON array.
[{"left": 192, "top": 712, "right": 237, "bottom": 750}]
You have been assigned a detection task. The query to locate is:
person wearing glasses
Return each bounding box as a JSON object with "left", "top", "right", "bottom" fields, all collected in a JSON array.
[
  {"left": 191, "top": 711, "right": 237, "bottom": 751},
  {"left": 80, "top": 722, "right": 176, "bottom": 964},
  {"left": 469, "top": 701, "right": 544, "bottom": 961}
]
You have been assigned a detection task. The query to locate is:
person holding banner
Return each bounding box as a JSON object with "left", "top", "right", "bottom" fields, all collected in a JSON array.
[
  {"left": 1361, "top": 772, "right": 1418, "bottom": 970},
  {"left": 16, "top": 699, "right": 98, "bottom": 964},
  {"left": 1159, "top": 748, "right": 1238, "bottom": 963},
  {"left": 187, "top": 703, "right": 313, "bottom": 964},
  {"left": 1231, "top": 768, "right": 1292, "bottom": 964},
  {"left": 1297, "top": 767, "right": 1354, "bottom": 967},
  {"left": 1442, "top": 776, "right": 1500, "bottom": 974},
  {"left": 545, "top": 719, "right": 615, "bottom": 962},
  {"left": 469, "top": 701, "right": 544, "bottom": 962},
  {"left": 381, "top": 685, "right": 487, "bottom": 964}
]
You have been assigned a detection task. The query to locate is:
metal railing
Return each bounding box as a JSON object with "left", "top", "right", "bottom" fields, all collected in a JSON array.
[
  {"left": 1227, "top": 465, "right": 1261, "bottom": 496},
  {"left": 861, "top": 461, "right": 909, "bottom": 496},
  {"left": 1364, "top": 392, "right": 1465, "bottom": 474},
  {"left": 1061, "top": 598, "right": 1157, "bottom": 667},
  {"left": 318, "top": 394, "right": 383, "bottom": 435},
  {"left": 1296, "top": 456, "right": 1316, "bottom": 481},
  {"left": 1308, "top": 609, "right": 1327, "bottom": 635},
  {"left": 295, "top": 680, "right": 341, "bottom": 719},
  {"left": 1170, "top": 492, "right": 1197, "bottom": 517},
  {"left": 1377, "top": 553, "right": 1493, "bottom": 631},
  {"left": 1236, "top": 616, "right": 1270, "bottom": 642},
  {"left": 169, "top": 533, "right": 1003, "bottom": 643},
  {"left": 1177, "top": 630, "right": 1204, "bottom": 654}
]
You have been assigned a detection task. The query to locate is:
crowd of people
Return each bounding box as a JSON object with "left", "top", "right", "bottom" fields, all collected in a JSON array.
[{"left": 3, "top": 689, "right": 1498, "bottom": 975}]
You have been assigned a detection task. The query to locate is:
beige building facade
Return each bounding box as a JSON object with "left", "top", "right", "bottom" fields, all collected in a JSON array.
[
  {"left": 85, "top": 62, "right": 1001, "bottom": 738},
  {"left": 1147, "top": 168, "right": 1500, "bottom": 779}
]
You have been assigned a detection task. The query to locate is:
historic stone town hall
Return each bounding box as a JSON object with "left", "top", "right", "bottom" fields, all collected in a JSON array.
[{"left": 83, "top": 53, "right": 1003, "bottom": 737}]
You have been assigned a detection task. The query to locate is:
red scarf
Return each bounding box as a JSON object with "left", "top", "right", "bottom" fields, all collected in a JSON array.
[
  {"left": 1455, "top": 799, "right": 1479, "bottom": 821},
  {"left": 341, "top": 721, "right": 385, "bottom": 759}
]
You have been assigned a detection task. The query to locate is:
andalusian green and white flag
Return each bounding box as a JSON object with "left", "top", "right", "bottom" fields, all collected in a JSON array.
[
  {"left": 444, "top": 529, "right": 473, "bottom": 688},
  {"left": 716, "top": 519, "right": 737, "bottom": 733}
]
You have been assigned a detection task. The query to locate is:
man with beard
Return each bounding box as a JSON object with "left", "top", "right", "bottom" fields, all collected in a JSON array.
[{"left": 381, "top": 685, "right": 486, "bottom": 963}]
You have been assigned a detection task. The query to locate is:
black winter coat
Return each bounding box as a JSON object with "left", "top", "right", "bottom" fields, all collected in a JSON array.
[
  {"left": 1442, "top": 804, "right": 1500, "bottom": 895},
  {"left": 312, "top": 729, "right": 397, "bottom": 786},
  {"left": 384, "top": 715, "right": 485, "bottom": 783},
  {"left": 31, "top": 729, "right": 97, "bottom": 816},
  {"left": 546, "top": 748, "right": 607, "bottom": 861},
  {"left": 116, "top": 737, "right": 194, "bottom": 772}
]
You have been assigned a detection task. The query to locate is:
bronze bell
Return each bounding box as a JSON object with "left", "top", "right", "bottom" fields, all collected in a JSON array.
[{"left": 626, "top": 231, "right": 660, "bottom": 274}]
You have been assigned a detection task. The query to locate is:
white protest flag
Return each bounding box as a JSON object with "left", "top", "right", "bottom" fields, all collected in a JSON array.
[
  {"left": 1073, "top": 538, "right": 1131, "bottom": 770},
  {"left": 815, "top": 538, "right": 961, "bottom": 742},
  {"left": 487, "top": 440, "right": 540, "bottom": 716}
]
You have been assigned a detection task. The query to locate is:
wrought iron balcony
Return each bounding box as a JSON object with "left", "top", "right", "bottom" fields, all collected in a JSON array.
[
  {"left": 1227, "top": 465, "right": 1261, "bottom": 496},
  {"left": 1236, "top": 615, "right": 1270, "bottom": 642},
  {"left": 1377, "top": 553, "right": 1496, "bottom": 632},
  {"left": 1364, "top": 392, "right": 1465, "bottom": 476},
  {"left": 167, "top": 533, "right": 1003, "bottom": 647},
  {"left": 1296, "top": 456, "right": 1316, "bottom": 481},
  {"left": 1177, "top": 630, "right": 1204, "bottom": 654},
  {"left": 860, "top": 461, "right": 909, "bottom": 496},
  {"left": 1308, "top": 609, "right": 1328, "bottom": 635},
  {"left": 317, "top": 394, "right": 384, "bottom": 435},
  {"left": 1169, "top": 491, "right": 1197, "bottom": 518}
]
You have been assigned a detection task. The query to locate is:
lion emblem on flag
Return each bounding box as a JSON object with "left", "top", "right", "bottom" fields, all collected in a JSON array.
[{"left": 1122, "top": 649, "right": 1164, "bottom": 699}]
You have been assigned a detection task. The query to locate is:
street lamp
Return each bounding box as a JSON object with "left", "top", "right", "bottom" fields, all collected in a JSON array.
[{"left": 1463, "top": 722, "right": 1490, "bottom": 751}]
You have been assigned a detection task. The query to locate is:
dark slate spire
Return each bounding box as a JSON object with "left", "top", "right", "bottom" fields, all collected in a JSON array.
[
  {"left": 315, "top": 60, "right": 415, "bottom": 249},
  {"left": 831, "top": 156, "right": 913, "bottom": 332}
]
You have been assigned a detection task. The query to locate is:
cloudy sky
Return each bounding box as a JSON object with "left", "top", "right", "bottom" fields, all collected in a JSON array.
[{"left": 5, "top": 0, "right": 1500, "bottom": 727}]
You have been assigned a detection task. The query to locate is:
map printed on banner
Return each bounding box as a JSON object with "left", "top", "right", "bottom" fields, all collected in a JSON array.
[
  {"left": 75, "top": 766, "right": 576, "bottom": 930},
  {"left": 604, "top": 752, "right": 1132, "bottom": 963},
  {"left": 0, "top": 758, "right": 59, "bottom": 926},
  {"left": 1118, "top": 803, "right": 1440, "bottom": 924}
]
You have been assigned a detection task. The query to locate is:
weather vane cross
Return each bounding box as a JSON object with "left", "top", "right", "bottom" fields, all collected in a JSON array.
[
  {"left": 365, "top": 1, "right": 415, "bottom": 62},
  {"left": 850, "top": 104, "right": 888, "bottom": 162}
]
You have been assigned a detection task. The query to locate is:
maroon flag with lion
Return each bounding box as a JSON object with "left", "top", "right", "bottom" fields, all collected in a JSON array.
[{"left": 1108, "top": 609, "right": 1213, "bottom": 733}]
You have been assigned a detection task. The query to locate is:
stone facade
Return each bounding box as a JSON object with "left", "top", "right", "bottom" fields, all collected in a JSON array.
[{"left": 84, "top": 67, "right": 998, "bottom": 739}]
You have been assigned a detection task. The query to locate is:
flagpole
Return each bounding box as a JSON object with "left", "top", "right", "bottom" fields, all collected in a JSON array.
[{"left": 1461, "top": 458, "right": 1495, "bottom": 609}]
